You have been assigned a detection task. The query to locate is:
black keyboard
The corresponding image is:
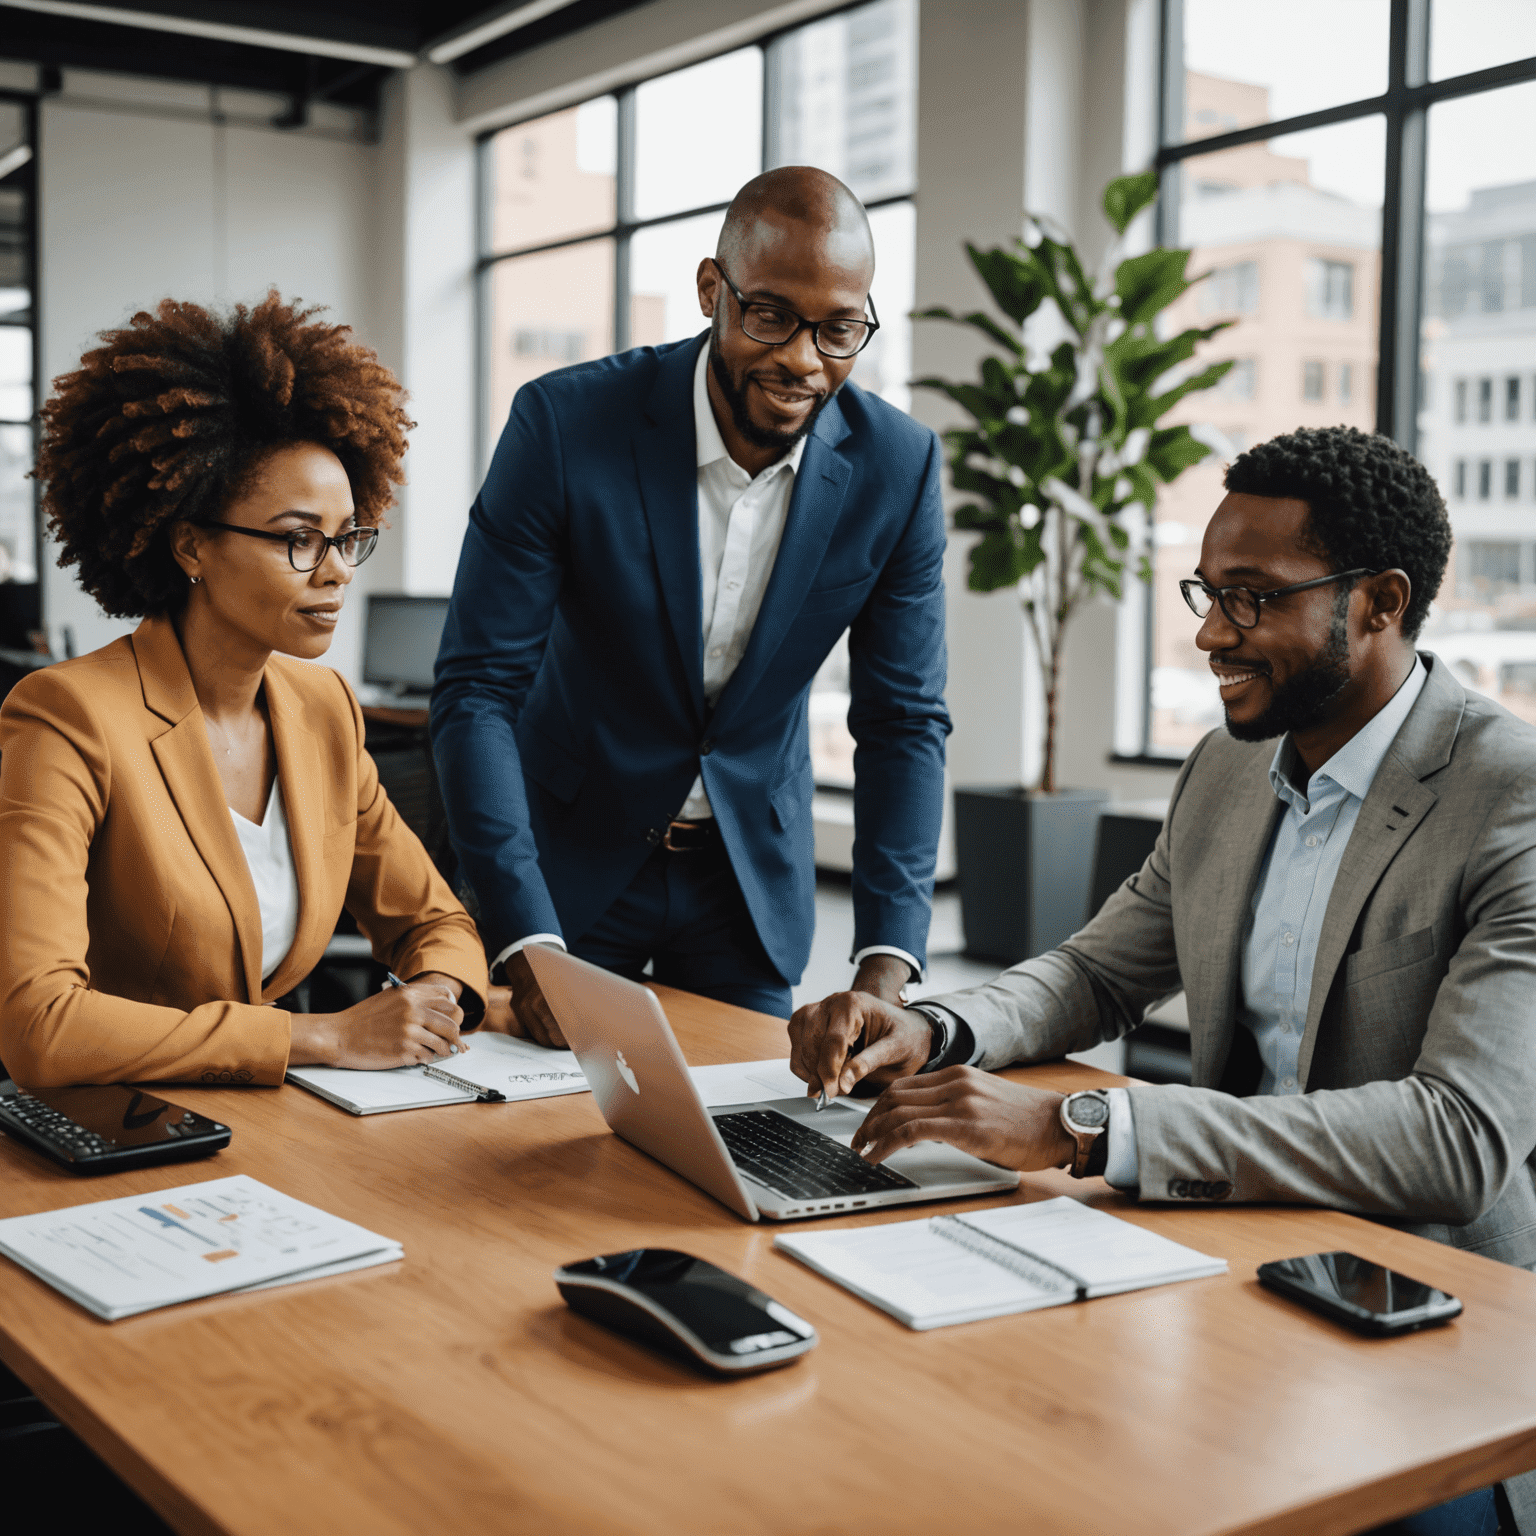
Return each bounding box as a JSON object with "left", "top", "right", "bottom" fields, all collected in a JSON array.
[{"left": 714, "top": 1109, "right": 918, "bottom": 1201}]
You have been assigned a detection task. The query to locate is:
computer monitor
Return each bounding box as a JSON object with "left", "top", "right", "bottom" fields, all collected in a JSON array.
[{"left": 362, "top": 595, "right": 450, "bottom": 696}]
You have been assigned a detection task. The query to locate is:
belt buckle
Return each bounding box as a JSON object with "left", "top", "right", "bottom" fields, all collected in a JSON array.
[{"left": 663, "top": 820, "right": 694, "bottom": 852}]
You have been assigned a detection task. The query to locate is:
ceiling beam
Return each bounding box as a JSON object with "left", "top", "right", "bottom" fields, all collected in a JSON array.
[
  {"left": 0, "top": 0, "right": 419, "bottom": 69},
  {"left": 424, "top": 0, "right": 582, "bottom": 66}
]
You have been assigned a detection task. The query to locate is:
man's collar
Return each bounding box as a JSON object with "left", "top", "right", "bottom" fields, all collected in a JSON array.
[
  {"left": 1268, "top": 655, "right": 1428, "bottom": 807},
  {"left": 693, "top": 341, "right": 808, "bottom": 477}
]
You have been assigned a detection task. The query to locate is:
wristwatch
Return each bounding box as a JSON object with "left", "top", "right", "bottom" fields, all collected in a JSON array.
[{"left": 1060, "top": 1090, "right": 1111, "bottom": 1179}]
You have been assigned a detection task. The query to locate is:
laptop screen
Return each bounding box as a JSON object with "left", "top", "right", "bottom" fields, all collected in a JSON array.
[{"left": 362, "top": 595, "right": 449, "bottom": 693}]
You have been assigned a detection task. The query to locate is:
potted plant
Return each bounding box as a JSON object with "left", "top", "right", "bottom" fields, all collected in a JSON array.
[{"left": 916, "top": 171, "right": 1234, "bottom": 962}]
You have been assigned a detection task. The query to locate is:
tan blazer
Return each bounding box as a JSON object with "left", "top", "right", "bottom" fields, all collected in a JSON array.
[{"left": 0, "top": 614, "right": 488, "bottom": 1088}]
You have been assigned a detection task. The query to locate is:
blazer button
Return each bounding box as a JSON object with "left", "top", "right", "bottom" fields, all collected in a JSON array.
[
  {"left": 646, "top": 827, "right": 662, "bottom": 846},
  {"left": 700, "top": 738, "right": 714, "bottom": 756}
]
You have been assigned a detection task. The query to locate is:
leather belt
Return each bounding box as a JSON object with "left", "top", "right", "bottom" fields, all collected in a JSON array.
[{"left": 662, "top": 819, "right": 717, "bottom": 852}]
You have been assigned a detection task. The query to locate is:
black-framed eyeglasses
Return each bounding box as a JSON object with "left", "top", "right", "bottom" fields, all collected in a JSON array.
[
  {"left": 200, "top": 522, "right": 379, "bottom": 572},
  {"left": 1179, "top": 569, "right": 1379, "bottom": 629},
  {"left": 710, "top": 258, "right": 879, "bottom": 359}
]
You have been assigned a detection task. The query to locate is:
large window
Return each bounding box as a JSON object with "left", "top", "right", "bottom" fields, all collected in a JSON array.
[
  {"left": 478, "top": 0, "right": 916, "bottom": 787},
  {"left": 1140, "top": 0, "right": 1536, "bottom": 757},
  {"left": 0, "top": 93, "right": 38, "bottom": 652}
]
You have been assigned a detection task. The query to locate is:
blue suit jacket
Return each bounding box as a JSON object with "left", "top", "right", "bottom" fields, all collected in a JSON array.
[{"left": 430, "top": 334, "right": 951, "bottom": 984}]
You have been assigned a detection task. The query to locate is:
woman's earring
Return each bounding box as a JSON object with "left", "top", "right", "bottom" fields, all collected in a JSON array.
[{"left": 189, "top": 576, "right": 201, "bottom": 586}]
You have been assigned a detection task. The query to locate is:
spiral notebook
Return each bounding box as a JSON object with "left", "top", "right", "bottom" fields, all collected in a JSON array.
[{"left": 774, "top": 1196, "right": 1226, "bottom": 1330}]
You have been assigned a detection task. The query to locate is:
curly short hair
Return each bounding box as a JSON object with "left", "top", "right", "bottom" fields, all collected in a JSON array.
[
  {"left": 37, "top": 291, "right": 412, "bottom": 618},
  {"left": 1224, "top": 425, "right": 1451, "bottom": 640}
]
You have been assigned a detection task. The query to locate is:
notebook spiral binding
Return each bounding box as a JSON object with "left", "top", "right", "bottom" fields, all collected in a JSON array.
[
  {"left": 421, "top": 1064, "right": 504, "bottom": 1101},
  {"left": 931, "top": 1216, "right": 1089, "bottom": 1301}
]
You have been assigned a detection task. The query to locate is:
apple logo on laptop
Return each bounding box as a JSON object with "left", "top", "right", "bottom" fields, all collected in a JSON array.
[{"left": 615, "top": 1050, "right": 639, "bottom": 1094}]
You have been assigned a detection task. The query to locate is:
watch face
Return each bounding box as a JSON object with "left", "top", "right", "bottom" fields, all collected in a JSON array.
[{"left": 1068, "top": 1093, "right": 1110, "bottom": 1130}]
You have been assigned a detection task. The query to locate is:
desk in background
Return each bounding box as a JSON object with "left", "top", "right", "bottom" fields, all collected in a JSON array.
[{"left": 1, "top": 988, "right": 1534, "bottom": 1536}]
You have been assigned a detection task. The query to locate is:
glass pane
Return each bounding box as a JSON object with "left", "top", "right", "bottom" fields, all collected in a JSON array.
[
  {"left": 0, "top": 325, "right": 30, "bottom": 422},
  {"left": 484, "top": 239, "right": 615, "bottom": 462},
  {"left": 767, "top": 0, "right": 916, "bottom": 202},
  {"left": 1178, "top": 0, "right": 1388, "bottom": 144},
  {"left": 1416, "top": 82, "right": 1536, "bottom": 727},
  {"left": 1431, "top": 0, "right": 1536, "bottom": 82},
  {"left": 633, "top": 48, "right": 762, "bottom": 222},
  {"left": 629, "top": 210, "right": 725, "bottom": 348},
  {"left": 1149, "top": 111, "right": 1384, "bottom": 755},
  {"left": 486, "top": 97, "right": 616, "bottom": 255},
  {"left": 851, "top": 198, "right": 914, "bottom": 412},
  {"left": 0, "top": 422, "right": 36, "bottom": 583}
]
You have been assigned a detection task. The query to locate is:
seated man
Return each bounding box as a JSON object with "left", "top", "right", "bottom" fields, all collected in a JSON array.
[{"left": 788, "top": 425, "right": 1536, "bottom": 1536}]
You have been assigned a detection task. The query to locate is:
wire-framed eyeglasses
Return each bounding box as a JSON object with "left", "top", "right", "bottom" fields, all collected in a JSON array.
[
  {"left": 200, "top": 522, "right": 379, "bottom": 572},
  {"left": 1179, "top": 569, "right": 1378, "bottom": 629},
  {"left": 710, "top": 258, "right": 879, "bottom": 359}
]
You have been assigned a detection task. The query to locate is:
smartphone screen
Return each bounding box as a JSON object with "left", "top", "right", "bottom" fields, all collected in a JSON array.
[
  {"left": 1259, "top": 1251, "right": 1461, "bottom": 1333},
  {"left": 563, "top": 1249, "right": 805, "bottom": 1355}
]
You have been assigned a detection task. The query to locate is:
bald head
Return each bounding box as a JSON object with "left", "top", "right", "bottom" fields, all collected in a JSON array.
[{"left": 716, "top": 166, "right": 874, "bottom": 280}]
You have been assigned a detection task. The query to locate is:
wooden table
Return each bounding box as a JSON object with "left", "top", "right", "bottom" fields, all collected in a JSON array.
[{"left": 3, "top": 987, "right": 1536, "bottom": 1536}]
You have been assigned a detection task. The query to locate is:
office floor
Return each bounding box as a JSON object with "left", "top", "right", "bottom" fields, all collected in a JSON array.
[{"left": 792, "top": 877, "right": 1127, "bottom": 1075}]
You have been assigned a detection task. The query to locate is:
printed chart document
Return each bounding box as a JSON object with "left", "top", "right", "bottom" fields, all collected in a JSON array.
[
  {"left": 287, "top": 1031, "right": 589, "bottom": 1115},
  {"left": 775, "top": 1196, "right": 1227, "bottom": 1330},
  {"left": 0, "top": 1175, "right": 402, "bottom": 1321}
]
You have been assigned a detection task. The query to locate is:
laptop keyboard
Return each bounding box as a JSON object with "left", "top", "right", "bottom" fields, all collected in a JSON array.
[{"left": 714, "top": 1109, "right": 918, "bottom": 1201}]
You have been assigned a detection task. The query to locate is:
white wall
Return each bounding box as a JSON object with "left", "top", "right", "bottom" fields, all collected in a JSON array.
[{"left": 37, "top": 73, "right": 384, "bottom": 677}]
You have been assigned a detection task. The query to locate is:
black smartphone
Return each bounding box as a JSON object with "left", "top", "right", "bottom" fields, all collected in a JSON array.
[
  {"left": 554, "top": 1249, "right": 818, "bottom": 1375},
  {"left": 1257, "top": 1251, "right": 1462, "bottom": 1337},
  {"left": 0, "top": 1082, "right": 231, "bottom": 1174}
]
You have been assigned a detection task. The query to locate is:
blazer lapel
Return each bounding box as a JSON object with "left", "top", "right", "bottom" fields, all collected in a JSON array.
[
  {"left": 1297, "top": 656, "right": 1460, "bottom": 1083},
  {"left": 1186, "top": 764, "right": 1286, "bottom": 1088},
  {"left": 707, "top": 399, "right": 852, "bottom": 738},
  {"left": 259, "top": 662, "right": 327, "bottom": 1001},
  {"left": 634, "top": 337, "right": 706, "bottom": 723},
  {"left": 133, "top": 616, "right": 264, "bottom": 1003}
]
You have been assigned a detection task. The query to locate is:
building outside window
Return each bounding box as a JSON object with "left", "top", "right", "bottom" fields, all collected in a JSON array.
[
  {"left": 1140, "top": 0, "right": 1536, "bottom": 756},
  {"left": 1215, "top": 356, "right": 1257, "bottom": 399},
  {"left": 477, "top": 0, "right": 916, "bottom": 788},
  {"left": 1198, "top": 258, "right": 1261, "bottom": 316}
]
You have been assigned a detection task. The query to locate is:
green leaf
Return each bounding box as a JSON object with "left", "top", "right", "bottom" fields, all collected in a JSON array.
[
  {"left": 1115, "top": 248, "right": 1193, "bottom": 324},
  {"left": 1102, "top": 171, "right": 1159, "bottom": 236},
  {"left": 912, "top": 377, "right": 1011, "bottom": 426},
  {"left": 1123, "top": 462, "right": 1160, "bottom": 511},
  {"left": 1147, "top": 358, "right": 1235, "bottom": 420},
  {"left": 913, "top": 306, "right": 1025, "bottom": 357},
  {"left": 966, "top": 243, "right": 1049, "bottom": 325},
  {"left": 1146, "top": 425, "right": 1214, "bottom": 482},
  {"left": 968, "top": 526, "right": 1043, "bottom": 592},
  {"left": 951, "top": 502, "right": 1003, "bottom": 532}
]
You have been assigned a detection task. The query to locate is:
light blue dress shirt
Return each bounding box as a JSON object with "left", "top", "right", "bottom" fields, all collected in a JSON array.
[{"left": 1103, "top": 658, "right": 1428, "bottom": 1186}]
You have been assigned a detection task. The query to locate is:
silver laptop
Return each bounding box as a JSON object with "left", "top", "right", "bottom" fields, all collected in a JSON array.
[{"left": 525, "top": 947, "right": 1019, "bottom": 1222}]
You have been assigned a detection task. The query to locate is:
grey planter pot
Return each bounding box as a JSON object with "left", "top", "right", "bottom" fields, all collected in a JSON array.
[{"left": 952, "top": 786, "right": 1110, "bottom": 964}]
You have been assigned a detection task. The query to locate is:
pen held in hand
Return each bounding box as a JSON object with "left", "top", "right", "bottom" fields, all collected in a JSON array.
[{"left": 384, "top": 970, "right": 461, "bottom": 1055}]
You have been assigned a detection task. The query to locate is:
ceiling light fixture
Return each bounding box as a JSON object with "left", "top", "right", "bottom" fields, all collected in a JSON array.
[{"left": 424, "top": 0, "right": 582, "bottom": 66}]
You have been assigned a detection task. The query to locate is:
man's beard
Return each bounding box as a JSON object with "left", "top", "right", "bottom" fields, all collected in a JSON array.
[
  {"left": 708, "top": 331, "right": 833, "bottom": 454},
  {"left": 1223, "top": 592, "right": 1352, "bottom": 743}
]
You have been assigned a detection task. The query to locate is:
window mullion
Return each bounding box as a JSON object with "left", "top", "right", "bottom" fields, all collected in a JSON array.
[
  {"left": 1375, "top": 0, "right": 1431, "bottom": 446},
  {"left": 615, "top": 87, "right": 636, "bottom": 354}
]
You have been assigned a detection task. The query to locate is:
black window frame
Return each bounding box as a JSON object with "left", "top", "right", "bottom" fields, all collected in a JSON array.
[
  {"left": 1123, "top": 0, "right": 1536, "bottom": 766},
  {"left": 471, "top": 0, "right": 916, "bottom": 475}
]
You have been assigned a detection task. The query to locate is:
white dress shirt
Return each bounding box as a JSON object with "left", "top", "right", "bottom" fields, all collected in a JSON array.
[
  {"left": 496, "top": 345, "right": 921, "bottom": 982},
  {"left": 230, "top": 778, "right": 299, "bottom": 983},
  {"left": 1102, "top": 658, "right": 1429, "bottom": 1186}
]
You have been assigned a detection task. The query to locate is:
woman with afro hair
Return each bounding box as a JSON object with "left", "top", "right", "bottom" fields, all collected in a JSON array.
[{"left": 0, "top": 292, "right": 487, "bottom": 1087}]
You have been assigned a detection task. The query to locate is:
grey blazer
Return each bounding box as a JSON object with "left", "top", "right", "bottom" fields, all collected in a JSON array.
[
  {"left": 935, "top": 652, "right": 1536, "bottom": 1252},
  {"left": 932, "top": 653, "right": 1536, "bottom": 1522}
]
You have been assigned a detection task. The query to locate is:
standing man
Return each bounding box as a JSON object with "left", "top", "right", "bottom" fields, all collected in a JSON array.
[{"left": 432, "top": 167, "right": 949, "bottom": 1037}]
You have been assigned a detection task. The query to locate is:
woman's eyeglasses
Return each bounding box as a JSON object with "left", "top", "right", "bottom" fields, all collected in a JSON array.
[
  {"left": 200, "top": 522, "right": 379, "bottom": 572},
  {"left": 1179, "top": 569, "right": 1378, "bottom": 629}
]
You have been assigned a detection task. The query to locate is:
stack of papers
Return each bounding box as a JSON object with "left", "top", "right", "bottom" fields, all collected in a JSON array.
[
  {"left": 0, "top": 1175, "right": 402, "bottom": 1320},
  {"left": 776, "top": 1196, "right": 1227, "bottom": 1330},
  {"left": 287, "top": 1031, "right": 590, "bottom": 1115}
]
